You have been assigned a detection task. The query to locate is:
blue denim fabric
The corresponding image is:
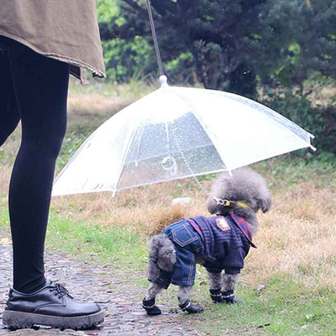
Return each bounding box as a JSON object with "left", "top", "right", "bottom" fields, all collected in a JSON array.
[
  {"left": 151, "top": 216, "right": 250, "bottom": 288},
  {"left": 164, "top": 219, "right": 201, "bottom": 249},
  {"left": 163, "top": 220, "right": 203, "bottom": 287}
]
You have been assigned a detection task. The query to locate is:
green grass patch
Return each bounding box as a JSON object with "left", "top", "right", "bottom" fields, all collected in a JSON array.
[
  {"left": 254, "top": 152, "right": 336, "bottom": 190},
  {"left": 189, "top": 274, "right": 336, "bottom": 336},
  {"left": 46, "top": 212, "right": 147, "bottom": 268},
  {"left": 0, "top": 208, "right": 147, "bottom": 270},
  {"left": 69, "top": 78, "right": 152, "bottom": 100}
]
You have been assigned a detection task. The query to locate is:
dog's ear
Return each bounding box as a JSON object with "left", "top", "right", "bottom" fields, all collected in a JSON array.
[
  {"left": 257, "top": 197, "right": 272, "bottom": 213},
  {"left": 207, "top": 196, "right": 219, "bottom": 214}
]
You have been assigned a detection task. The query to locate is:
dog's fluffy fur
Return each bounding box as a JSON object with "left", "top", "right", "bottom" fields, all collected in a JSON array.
[
  {"left": 207, "top": 167, "right": 271, "bottom": 234},
  {"left": 143, "top": 167, "right": 271, "bottom": 314}
]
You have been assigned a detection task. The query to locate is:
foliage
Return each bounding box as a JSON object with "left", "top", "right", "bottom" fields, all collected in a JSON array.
[
  {"left": 98, "top": 1, "right": 335, "bottom": 94},
  {"left": 266, "top": 0, "right": 336, "bottom": 89},
  {"left": 96, "top": 0, "right": 336, "bottom": 151},
  {"left": 262, "top": 85, "right": 336, "bottom": 152},
  {"left": 98, "top": 0, "right": 154, "bottom": 82},
  {"left": 102, "top": 36, "right": 153, "bottom": 81}
]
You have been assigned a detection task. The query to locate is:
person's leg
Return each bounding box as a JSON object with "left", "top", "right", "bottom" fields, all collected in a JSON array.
[
  {"left": 0, "top": 42, "right": 20, "bottom": 146},
  {"left": 3, "top": 41, "right": 104, "bottom": 330},
  {"left": 7, "top": 42, "right": 68, "bottom": 293}
]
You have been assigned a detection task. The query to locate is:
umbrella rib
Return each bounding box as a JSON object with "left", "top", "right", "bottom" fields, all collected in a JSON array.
[
  {"left": 113, "top": 125, "right": 139, "bottom": 195},
  {"left": 175, "top": 87, "right": 314, "bottom": 162},
  {"left": 171, "top": 88, "right": 231, "bottom": 171},
  {"left": 169, "top": 123, "right": 208, "bottom": 193},
  {"left": 205, "top": 88, "right": 314, "bottom": 148},
  {"left": 134, "top": 124, "right": 145, "bottom": 166}
]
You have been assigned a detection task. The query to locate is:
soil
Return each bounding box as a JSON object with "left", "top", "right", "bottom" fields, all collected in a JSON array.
[{"left": 0, "top": 231, "right": 203, "bottom": 336}]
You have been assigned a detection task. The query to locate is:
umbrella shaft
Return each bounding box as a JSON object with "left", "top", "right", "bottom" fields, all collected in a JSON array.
[{"left": 145, "top": 0, "right": 165, "bottom": 76}]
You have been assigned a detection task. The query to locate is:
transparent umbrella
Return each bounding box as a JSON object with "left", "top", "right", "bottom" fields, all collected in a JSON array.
[{"left": 52, "top": 77, "right": 315, "bottom": 197}]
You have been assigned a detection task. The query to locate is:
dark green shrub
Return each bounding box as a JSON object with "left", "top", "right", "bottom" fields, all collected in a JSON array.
[{"left": 263, "top": 91, "right": 336, "bottom": 153}]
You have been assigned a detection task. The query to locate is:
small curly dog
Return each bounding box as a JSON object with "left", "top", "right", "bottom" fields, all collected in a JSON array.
[{"left": 142, "top": 167, "right": 271, "bottom": 315}]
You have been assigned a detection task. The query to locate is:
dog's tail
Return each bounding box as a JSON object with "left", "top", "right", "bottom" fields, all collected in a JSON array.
[
  {"left": 148, "top": 204, "right": 187, "bottom": 236},
  {"left": 148, "top": 234, "right": 176, "bottom": 281}
]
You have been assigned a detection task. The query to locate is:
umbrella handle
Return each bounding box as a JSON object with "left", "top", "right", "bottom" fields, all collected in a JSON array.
[{"left": 161, "top": 156, "right": 178, "bottom": 176}]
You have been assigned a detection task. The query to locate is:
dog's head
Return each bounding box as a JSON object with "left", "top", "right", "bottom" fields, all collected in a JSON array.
[{"left": 207, "top": 167, "right": 271, "bottom": 217}]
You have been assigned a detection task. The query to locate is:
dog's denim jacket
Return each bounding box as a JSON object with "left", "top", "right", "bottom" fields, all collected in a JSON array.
[{"left": 156, "top": 214, "right": 253, "bottom": 288}]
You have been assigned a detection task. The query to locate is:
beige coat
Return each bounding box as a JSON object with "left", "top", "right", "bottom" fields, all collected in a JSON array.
[{"left": 0, "top": 0, "right": 105, "bottom": 79}]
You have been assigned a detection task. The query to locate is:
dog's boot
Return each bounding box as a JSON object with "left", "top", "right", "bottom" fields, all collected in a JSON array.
[
  {"left": 179, "top": 299, "right": 204, "bottom": 314},
  {"left": 221, "top": 290, "right": 240, "bottom": 304},
  {"left": 142, "top": 298, "right": 162, "bottom": 316},
  {"left": 2, "top": 281, "right": 104, "bottom": 330},
  {"left": 209, "top": 289, "right": 224, "bottom": 303}
]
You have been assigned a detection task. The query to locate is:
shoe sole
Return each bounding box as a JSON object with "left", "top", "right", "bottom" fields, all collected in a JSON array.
[{"left": 2, "top": 309, "right": 105, "bottom": 330}]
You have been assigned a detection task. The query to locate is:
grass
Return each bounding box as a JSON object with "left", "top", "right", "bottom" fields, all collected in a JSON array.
[
  {"left": 0, "top": 208, "right": 147, "bottom": 267},
  {"left": 1, "top": 81, "right": 336, "bottom": 335},
  {"left": 47, "top": 212, "right": 148, "bottom": 266},
  {"left": 191, "top": 276, "right": 336, "bottom": 336}
]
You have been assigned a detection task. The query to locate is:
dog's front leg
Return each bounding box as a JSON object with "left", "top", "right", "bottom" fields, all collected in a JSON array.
[
  {"left": 222, "top": 273, "right": 240, "bottom": 304},
  {"left": 142, "top": 283, "right": 164, "bottom": 316},
  {"left": 178, "top": 286, "right": 204, "bottom": 314},
  {"left": 207, "top": 271, "right": 224, "bottom": 303}
]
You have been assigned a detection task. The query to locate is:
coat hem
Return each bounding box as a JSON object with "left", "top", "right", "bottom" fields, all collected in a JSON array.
[{"left": 0, "top": 31, "right": 106, "bottom": 81}]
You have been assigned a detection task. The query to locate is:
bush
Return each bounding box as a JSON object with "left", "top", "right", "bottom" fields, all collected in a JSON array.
[
  {"left": 263, "top": 90, "right": 336, "bottom": 153},
  {"left": 103, "top": 36, "right": 154, "bottom": 82}
]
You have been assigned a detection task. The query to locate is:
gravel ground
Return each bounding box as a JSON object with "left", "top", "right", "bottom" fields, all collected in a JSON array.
[{"left": 0, "top": 232, "right": 203, "bottom": 336}]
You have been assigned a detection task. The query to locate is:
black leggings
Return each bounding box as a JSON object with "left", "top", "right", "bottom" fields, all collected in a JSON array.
[{"left": 0, "top": 37, "right": 69, "bottom": 293}]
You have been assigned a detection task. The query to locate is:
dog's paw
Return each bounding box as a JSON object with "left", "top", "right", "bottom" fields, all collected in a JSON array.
[
  {"left": 146, "top": 305, "right": 162, "bottom": 316},
  {"left": 210, "top": 288, "right": 224, "bottom": 303},
  {"left": 221, "top": 290, "right": 241, "bottom": 304},
  {"left": 179, "top": 300, "right": 204, "bottom": 314},
  {"left": 143, "top": 298, "right": 162, "bottom": 316}
]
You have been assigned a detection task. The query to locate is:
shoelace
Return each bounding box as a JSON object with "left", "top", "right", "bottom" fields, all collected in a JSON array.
[{"left": 50, "top": 283, "right": 73, "bottom": 299}]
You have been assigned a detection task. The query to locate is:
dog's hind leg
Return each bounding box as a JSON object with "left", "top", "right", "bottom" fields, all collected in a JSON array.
[
  {"left": 145, "top": 282, "right": 164, "bottom": 300},
  {"left": 177, "top": 285, "right": 192, "bottom": 306},
  {"left": 222, "top": 273, "right": 240, "bottom": 304},
  {"left": 178, "top": 286, "right": 204, "bottom": 314},
  {"left": 143, "top": 283, "right": 164, "bottom": 316}
]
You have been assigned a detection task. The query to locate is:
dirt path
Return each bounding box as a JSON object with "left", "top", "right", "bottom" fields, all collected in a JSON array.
[{"left": 0, "top": 231, "right": 203, "bottom": 336}]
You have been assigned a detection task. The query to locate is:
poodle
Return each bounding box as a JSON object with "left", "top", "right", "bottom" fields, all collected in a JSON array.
[{"left": 142, "top": 167, "right": 271, "bottom": 315}]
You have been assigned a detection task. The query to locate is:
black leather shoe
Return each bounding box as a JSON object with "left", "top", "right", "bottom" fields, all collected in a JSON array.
[{"left": 2, "top": 281, "right": 104, "bottom": 330}]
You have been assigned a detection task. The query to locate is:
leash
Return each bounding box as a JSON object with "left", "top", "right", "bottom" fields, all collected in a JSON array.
[
  {"left": 145, "top": 0, "right": 165, "bottom": 77},
  {"left": 229, "top": 212, "right": 257, "bottom": 248}
]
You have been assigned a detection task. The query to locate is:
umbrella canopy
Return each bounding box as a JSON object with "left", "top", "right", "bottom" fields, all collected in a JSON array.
[{"left": 52, "top": 84, "right": 314, "bottom": 196}]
